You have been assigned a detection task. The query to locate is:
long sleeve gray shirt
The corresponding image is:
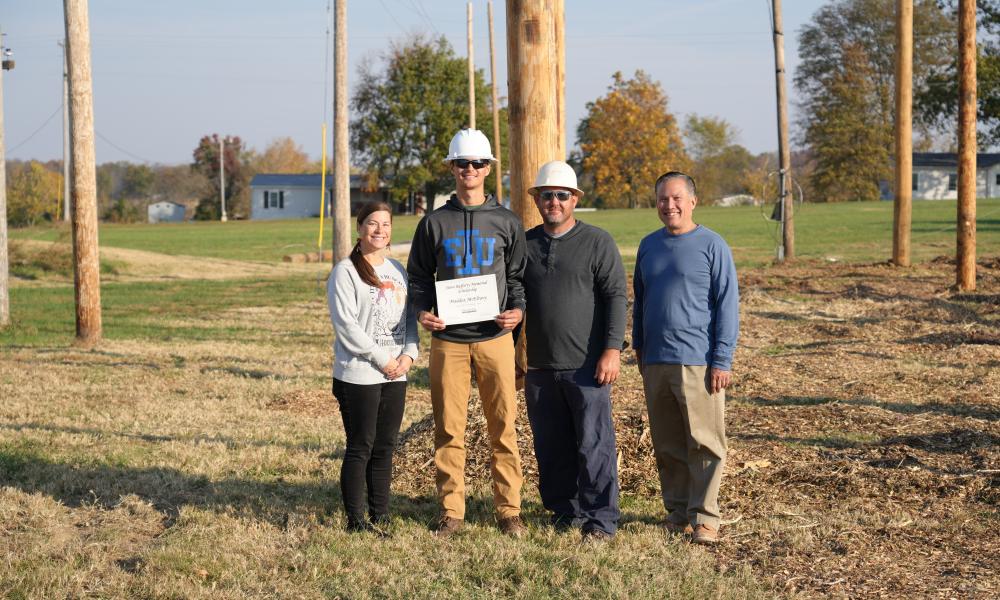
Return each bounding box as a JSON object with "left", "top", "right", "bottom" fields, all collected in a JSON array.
[
  {"left": 327, "top": 257, "right": 419, "bottom": 384},
  {"left": 523, "top": 221, "right": 627, "bottom": 370}
]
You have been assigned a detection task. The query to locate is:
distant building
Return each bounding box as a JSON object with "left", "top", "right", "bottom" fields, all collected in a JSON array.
[
  {"left": 147, "top": 201, "right": 186, "bottom": 223},
  {"left": 894, "top": 153, "right": 1000, "bottom": 200},
  {"left": 249, "top": 173, "right": 389, "bottom": 220}
]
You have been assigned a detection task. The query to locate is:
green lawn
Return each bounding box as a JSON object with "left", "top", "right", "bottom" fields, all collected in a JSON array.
[{"left": 11, "top": 198, "right": 1000, "bottom": 268}]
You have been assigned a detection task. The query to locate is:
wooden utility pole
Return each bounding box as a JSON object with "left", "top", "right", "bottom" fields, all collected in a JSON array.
[
  {"left": 60, "top": 40, "right": 71, "bottom": 222},
  {"left": 487, "top": 1, "right": 503, "bottom": 204},
  {"left": 332, "top": 0, "right": 351, "bottom": 262},
  {"left": 771, "top": 0, "right": 794, "bottom": 261},
  {"left": 506, "top": 0, "right": 561, "bottom": 232},
  {"left": 957, "top": 0, "right": 977, "bottom": 290},
  {"left": 893, "top": 0, "right": 913, "bottom": 267},
  {"left": 554, "top": 0, "right": 565, "bottom": 157},
  {"left": 467, "top": 2, "right": 475, "bottom": 129},
  {"left": 219, "top": 136, "right": 227, "bottom": 222},
  {"left": 0, "top": 29, "right": 11, "bottom": 328},
  {"left": 64, "top": 0, "right": 102, "bottom": 345}
]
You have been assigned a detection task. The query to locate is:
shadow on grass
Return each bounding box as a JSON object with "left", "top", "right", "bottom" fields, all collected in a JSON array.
[{"left": 737, "top": 394, "right": 1000, "bottom": 422}]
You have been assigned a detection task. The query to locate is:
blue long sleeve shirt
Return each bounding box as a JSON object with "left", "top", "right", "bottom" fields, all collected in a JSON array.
[{"left": 632, "top": 225, "right": 739, "bottom": 370}]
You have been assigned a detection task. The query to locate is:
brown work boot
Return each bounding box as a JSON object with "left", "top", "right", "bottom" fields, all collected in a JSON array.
[
  {"left": 691, "top": 524, "right": 719, "bottom": 545},
  {"left": 432, "top": 516, "right": 464, "bottom": 538},
  {"left": 662, "top": 520, "right": 694, "bottom": 535},
  {"left": 497, "top": 515, "right": 527, "bottom": 538}
]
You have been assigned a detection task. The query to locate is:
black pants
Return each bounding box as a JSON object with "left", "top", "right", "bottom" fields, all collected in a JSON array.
[
  {"left": 332, "top": 379, "right": 406, "bottom": 521},
  {"left": 524, "top": 368, "right": 620, "bottom": 534}
]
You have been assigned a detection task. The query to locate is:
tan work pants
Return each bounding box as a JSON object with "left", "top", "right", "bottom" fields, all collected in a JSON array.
[
  {"left": 430, "top": 334, "right": 522, "bottom": 520},
  {"left": 642, "top": 364, "right": 727, "bottom": 529}
]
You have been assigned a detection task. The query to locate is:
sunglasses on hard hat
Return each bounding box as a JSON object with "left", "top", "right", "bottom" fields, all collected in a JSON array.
[
  {"left": 538, "top": 190, "right": 574, "bottom": 202},
  {"left": 453, "top": 159, "right": 490, "bottom": 169}
]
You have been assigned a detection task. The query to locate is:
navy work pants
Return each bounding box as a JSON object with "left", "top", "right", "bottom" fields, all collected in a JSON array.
[{"left": 524, "top": 368, "right": 620, "bottom": 535}]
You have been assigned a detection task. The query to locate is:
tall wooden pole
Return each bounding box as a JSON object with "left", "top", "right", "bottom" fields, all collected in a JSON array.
[
  {"left": 61, "top": 40, "right": 71, "bottom": 222},
  {"left": 487, "top": 1, "right": 503, "bottom": 205},
  {"left": 957, "top": 0, "right": 977, "bottom": 290},
  {"left": 0, "top": 30, "right": 9, "bottom": 328},
  {"left": 467, "top": 2, "right": 475, "bottom": 129},
  {"left": 64, "top": 0, "right": 102, "bottom": 345},
  {"left": 506, "top": 0, "right": 560, "bottom": 232},
  {"left": 893, "top": 0, "right": 913, "bottom": 267},
  {"left": 332, "top": 0, "right": 351, "bottom": 263},
  {"left": 771, "top": 0, "right": 794, "bottom": 261},
  {"left": 554, "top": 0, "right": 565, "bottom": 158}
]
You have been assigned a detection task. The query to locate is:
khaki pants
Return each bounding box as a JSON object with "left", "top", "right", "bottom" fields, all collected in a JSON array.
[
  {"left": 642, "top": 364, "right": 727, "bottom": 529},
  {"left": 430, "top": 334, "right": 522, "bottom": 519}
]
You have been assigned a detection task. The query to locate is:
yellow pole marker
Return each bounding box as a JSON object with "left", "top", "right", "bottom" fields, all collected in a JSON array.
[{"left": 318, "top": 122, "right": 328, "bottom": 251}]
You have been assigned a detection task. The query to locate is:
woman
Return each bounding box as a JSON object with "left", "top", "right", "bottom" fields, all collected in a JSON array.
[{"left": 327, "top": 201, "right": 418, "bottom": 534}]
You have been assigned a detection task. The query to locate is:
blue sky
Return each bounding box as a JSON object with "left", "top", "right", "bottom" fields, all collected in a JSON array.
[{"left": 2, "top": 0, "right": 827, "bottom": 165}]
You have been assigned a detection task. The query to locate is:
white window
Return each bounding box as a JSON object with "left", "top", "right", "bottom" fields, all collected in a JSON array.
[
  {"left": 948, "top": 174, "right": 957, "bottom": 192},
  {"left": 264, "top": 190, "right": 285, "bottom": 209},
  {"left": 912, "top": 173, "right": 918, "bottom": 191}
]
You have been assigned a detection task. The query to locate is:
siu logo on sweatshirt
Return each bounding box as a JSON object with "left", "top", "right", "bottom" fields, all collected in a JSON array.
[{"left": 443, "top": 228, "right": 496, "bottom": 275}]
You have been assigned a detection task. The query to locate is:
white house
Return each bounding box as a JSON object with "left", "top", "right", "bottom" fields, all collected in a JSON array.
[
  {"left": 249, "top": 174, "right": 389, "bottom": 220},
  {"left": 911, "top": 153, "right": 1000, "bottom": 199},
  {"left": 147, "top": 201, "right": 186, "bottom": 223}
]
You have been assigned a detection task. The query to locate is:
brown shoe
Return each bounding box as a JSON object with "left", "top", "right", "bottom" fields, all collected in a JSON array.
[
  {"left": 433, "top": 516, "right": 464, "bottom": 538},
  {"left": 691, "top": 524, "right": 719, "bottom": 545},
  {"left": 662, "top": 520, "right": 694, "bottom": 535},
  {"left": 498, "top": 515, "right": 527, "bottom": 538}
]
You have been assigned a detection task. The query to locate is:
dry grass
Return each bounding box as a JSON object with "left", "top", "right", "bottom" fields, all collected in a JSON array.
[{"left": 1, "top": 250, "right": 996, "bottom": 598}]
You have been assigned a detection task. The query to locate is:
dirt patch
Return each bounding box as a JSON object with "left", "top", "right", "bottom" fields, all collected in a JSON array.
[{"left": 394, "top": 255, "right": 1000, "bottom": 598}]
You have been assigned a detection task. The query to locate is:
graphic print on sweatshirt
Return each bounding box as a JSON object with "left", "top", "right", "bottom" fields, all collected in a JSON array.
[
  {"left": 443, "top": 228, "right": 496, "bottom": 275},
  {"left": 371, "top": 269, "right": 407, "bottom": 347}
]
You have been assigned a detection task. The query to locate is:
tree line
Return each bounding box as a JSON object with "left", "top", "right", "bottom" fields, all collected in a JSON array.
[{"left": 6, "top": 0, "right": 997, "bottom": 227}]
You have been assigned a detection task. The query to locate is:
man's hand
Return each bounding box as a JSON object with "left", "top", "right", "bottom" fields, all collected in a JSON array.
[
  {"left": 710, "top": 368, "right": 732, "bottom": 394},
  {"left": 384, "top": 354, "right": 413, "bottom": 380},
  {"left": 418, "top": 310, "right": 446, "bottom": 332},
  {"left": 494, "top": 308, "right": 523, "bottom": 331},
  {"left": 595, "top": 349, "right": 621, "bottom": 386},
  {"left": 635, "top": 348, "right": 643, "bottom": 377}
]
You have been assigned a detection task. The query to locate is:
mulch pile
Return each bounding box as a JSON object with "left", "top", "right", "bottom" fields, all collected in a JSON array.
[{"left": 393, "top": 255, "right": 999, "bottom": 598}]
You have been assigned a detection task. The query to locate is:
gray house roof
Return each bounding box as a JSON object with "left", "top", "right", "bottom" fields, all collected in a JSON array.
[
  {"left": 912, "top": 153, "right": 1000, "bottom": 169},
  {"left": 250, "top": 173, "right": 372, "bottom": 188}
]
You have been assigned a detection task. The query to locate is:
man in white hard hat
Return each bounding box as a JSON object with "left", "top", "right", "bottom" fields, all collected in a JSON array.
[
  {"left": 522, "top": 160, "right": 627, "bottom": 540},
  {"left": 633, "top": 171, "right": 739, "bottom": 545},
  {"left": 407, "top": 128, "right": 527, "bottom": 538}
]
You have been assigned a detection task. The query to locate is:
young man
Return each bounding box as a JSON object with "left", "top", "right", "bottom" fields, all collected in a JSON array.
[
  {"left": 521, "top": 161, "right": 627, "bottom": 540},
  {"left": 407, "top": 129, "right": 527, "bottom": 537},
  {"left": 633, "top": 171, "right": 739, "bottom": 545}
]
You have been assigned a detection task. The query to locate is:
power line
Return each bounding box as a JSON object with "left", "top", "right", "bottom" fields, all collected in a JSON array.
[
  {"left": 7, "top": 105, "right": 61, "bottom": 153},
  {"left": 95, "top": 130, "right": 155, "bottom": 163},
  {"left": 377, "top": 0, "right": 408, "bottom": 34}
]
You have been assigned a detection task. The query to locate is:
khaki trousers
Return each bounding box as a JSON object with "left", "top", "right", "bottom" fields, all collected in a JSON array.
[
  {"left": 642, "top": 364, "right": 727, "bottom": 529},
  {"left": 430, "top": 334, "right": 522, "bottom": 519}
]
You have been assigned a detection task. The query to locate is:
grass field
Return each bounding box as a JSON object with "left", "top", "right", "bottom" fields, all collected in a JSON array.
[{"left": 1, "top": 201, "right": 998, "bottom": 598}]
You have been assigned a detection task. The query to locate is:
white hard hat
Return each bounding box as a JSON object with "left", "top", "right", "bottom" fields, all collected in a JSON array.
[
  {"left": 443, "top": 128, "right": 496, "bottom": 163},
  {"left": 527, "top": 160, "right": 584, "bottom": 197}
]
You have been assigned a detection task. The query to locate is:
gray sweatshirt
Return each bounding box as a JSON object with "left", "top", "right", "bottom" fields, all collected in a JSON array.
[{"left": 327, "top": 257, "right": 419, "bottom": 384}]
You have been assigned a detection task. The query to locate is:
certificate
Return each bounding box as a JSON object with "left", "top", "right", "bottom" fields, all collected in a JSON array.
[{"left": 435, "top": 274, "right": 500, "bottom": 325}]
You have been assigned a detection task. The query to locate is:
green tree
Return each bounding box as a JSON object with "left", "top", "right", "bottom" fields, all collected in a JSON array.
[
  {"left": 805, "top": 44, "right": 890, "bottom": 201},
  {"left": 351, "top": 35, "right": 506, "bottom": 203},
  {"left": 191, "top": 134, "right": 251, "bottom": 220},
  {"left": 7, "top": 161, "right": 61, "bottom": 226},
  {"left": 795, "top": 0, "right": 954, "bottom": 199},
  {"left": 683, "top": 115, "right": 754, "bottom": 203},
  {"left": 918, "top": 1, "right": 1000, "bottom": 148},
  {"left": 577, "top": 71, "right": 687, "bottom": 208}
]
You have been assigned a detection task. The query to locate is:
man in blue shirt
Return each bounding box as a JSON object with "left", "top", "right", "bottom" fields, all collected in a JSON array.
[{"left": 632, "top": 171, "right": 739, "bottom": 545}]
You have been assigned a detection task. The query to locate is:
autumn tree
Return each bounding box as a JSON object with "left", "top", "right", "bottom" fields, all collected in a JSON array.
[
  {"left": 919, "top": 0, "right": 1000, "bottom": 147},
  {"left": 351, "top": 35, "right": 507, "bottom": 203},
  {"left": 683, "top": 115, "right": 754, "bottom": 203},
  {"left": 795, "top": 0, "right": 953, "bottom": 200},
  {"left": 250, "top": 137, "right": 313, "bottom": 174},
  {"left": 191, "top": 134, "right": 251, "bottom": 220},
  {"left": 6, "top": 161, "right": 61, "bottom": 226},
  {"left": 577, "top": 71, "right": 687, "bottom": 208}
]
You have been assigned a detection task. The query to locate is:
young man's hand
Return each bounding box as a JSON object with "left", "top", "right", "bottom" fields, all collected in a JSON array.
[
  {"left": 595, "top": 348, "right": 621, "bottom": 386},
  {"left": 494, "top": 308, "right": 523, "bottom": 331},
  {"left": 417, "top": 310, "right": 446, "bottom": 332}
]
